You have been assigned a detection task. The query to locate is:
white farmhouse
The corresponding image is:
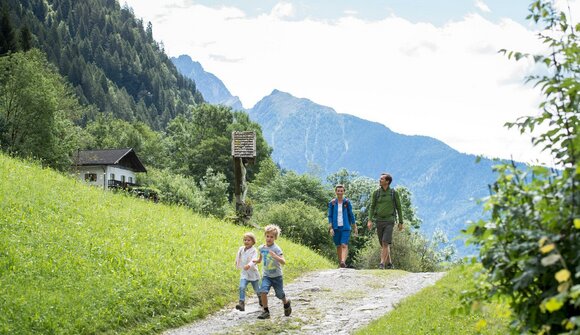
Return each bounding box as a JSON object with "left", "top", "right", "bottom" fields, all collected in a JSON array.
[{"left": 73, "top": 148, "right": 147, "bottom": 190}]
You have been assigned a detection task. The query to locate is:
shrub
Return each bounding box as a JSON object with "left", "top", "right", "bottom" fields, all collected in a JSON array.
[
  {"left": 355, "top": 228, "right": 455, "bottom": 272},
  {"left": 254, "top": 200, "right": 335, "bottom": 259},
  {"left": 463, "top": 1, "right": 580, "bottom": 333}
]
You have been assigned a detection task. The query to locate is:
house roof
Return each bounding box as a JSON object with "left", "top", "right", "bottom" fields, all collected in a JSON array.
[{"left": 73, "top": 148, "right": 147, "bottom": 173}]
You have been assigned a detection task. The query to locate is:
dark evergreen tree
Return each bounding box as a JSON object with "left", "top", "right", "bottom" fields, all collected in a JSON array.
[
  {"left": 0, "top": 6, "right": 17, "bottom": 54},
  {"left": 18, "top": 24, "right": 32, "bottom": 50}
]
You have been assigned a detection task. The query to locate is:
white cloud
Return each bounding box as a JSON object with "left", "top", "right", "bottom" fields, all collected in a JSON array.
[
  {"left": 270, "top": 2, "right": 295, "bottom": 19},
  {"left": 124, "top": 0, "right": 558, "bottom": 165},
  {"left": 475, "top": 0, "right": 491, "bottom": 13}
]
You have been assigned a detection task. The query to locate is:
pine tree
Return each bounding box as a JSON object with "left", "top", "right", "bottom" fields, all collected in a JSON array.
[
  {"left": 18, "top": 24, "right": 33, "bottom": 51},
  {"left": 0, "top": 6, "right": 17, "bottom": 54}
]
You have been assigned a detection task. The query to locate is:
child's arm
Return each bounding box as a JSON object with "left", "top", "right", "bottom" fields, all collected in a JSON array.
[
  {"left": 269, "top": 250, "right": 286, "bottom": 265},
  {"left": 244, "top": 248, "right": 258, "bottom": 270},
  {"left": 235, "top": 248, "right": 242, "bottom": 269},
  {"left": 252, "top": 246, "right": 263, "bottom": 264}
]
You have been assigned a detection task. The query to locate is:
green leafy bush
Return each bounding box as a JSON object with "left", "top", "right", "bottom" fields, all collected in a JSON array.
[
  {"left": 463, "top": 1, "right": 580, "bottom": 333},
  {"left": 355, "top": 228, "right": 456, "bottom": 272},
  {"left": 254, "top": 200, "right": 335, "bottom": 259}
]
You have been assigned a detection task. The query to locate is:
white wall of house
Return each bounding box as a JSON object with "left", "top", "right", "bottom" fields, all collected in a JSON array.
[{"left": 77, "top": 165, "right": 137, "bottom": 189}]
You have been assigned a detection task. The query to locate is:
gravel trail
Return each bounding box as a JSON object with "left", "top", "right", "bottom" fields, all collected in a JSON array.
[{"left": 164, "top": 269, "right": 445, "bottom": 335}]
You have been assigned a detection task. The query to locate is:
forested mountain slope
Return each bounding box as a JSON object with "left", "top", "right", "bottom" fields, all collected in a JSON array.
[{"left": 1, "top": 0, "right": 203, "bottom": 129}]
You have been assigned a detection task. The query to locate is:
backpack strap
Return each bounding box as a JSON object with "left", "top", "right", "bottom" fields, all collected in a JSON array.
[
  {"left": 390, "top": 188, "right": 399, "bottom": 221},
  {"left": 372, "top": 188, "right": 380, "bottom": 217}
]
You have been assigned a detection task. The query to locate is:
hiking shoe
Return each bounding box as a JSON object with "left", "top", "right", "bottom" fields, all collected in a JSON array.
[
  {"left": 257, "top": 310, "right": 270, "bottom": 319},
  {"left": 284, "top": 300, "right": 292, "bottom": 317},
  {"left": 235, "top": 301, "right": 245, "bottom": 311},
  {"left": 379, "top": 263, "right": 385, "bottom": 269},
  {"left": 386, "top": 263, "right": 394, "bottom": 269}
]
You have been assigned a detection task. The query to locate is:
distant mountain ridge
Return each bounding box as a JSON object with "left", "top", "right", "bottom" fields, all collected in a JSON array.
[
  {"left": 174, "top": 59, "right": 499, "bottom": 253},
  {"left": 247, "top": 90, "right": 496, "bottom": 242},
  {"left": 171, "top": 55, "right": 244, "bottom": 110}
]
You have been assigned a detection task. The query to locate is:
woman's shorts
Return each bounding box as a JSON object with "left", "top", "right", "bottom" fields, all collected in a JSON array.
[{"left": 332, "top": 228, "right": 351, "bottom": 246}]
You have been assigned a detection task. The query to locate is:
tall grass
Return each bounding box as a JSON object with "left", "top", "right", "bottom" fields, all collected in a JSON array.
[
  {"left": 0, "top": 153, "right": 333, "bottom": 334},
  {"left": 354, "top": 264, "right": 511, "bottom": 334}
]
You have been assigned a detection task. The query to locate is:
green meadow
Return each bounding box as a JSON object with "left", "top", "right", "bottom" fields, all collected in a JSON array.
[
  {"left": 1, "top": 153, "right": 512, "bottom": 334},
  {"left": 0, "top": 153, "right": 333, "bottom": 334},
  {"left": 355, "top": 264, "right": 511, "bottom": 335}
]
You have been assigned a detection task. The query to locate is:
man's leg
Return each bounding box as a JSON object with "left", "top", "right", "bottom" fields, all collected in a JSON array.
[
  {"left": 381, "top": 241, "right": 388, "bottom": 265},
  {"left": 376, "top": 221, "right": 387, "bottom": 268}
]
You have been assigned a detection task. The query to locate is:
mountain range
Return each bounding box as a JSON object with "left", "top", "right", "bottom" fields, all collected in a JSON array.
[
  {"left": 172, "top": 55, "right": 243, "bottom": 110},
  {"left": 172, "top": 55, "right": 501, "bottom": 253}
]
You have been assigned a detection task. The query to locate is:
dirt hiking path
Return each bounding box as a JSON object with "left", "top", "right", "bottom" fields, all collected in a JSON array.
[{"left": 164, "top": 269, "right": 445, "bottom": 335}]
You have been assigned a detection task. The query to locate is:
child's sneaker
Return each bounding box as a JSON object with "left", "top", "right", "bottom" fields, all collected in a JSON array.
[
  {"left": 284, "top": 300, "right": 292, "bottom": 317},
  {"left": 235, "top": 300, "right": 245, "bottom": 311},
  {"left": 257, "top": 310, "right": 270, "bottom": 319}
]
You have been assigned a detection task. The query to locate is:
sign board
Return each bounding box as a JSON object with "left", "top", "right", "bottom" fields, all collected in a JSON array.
[{"left": 231, "top": 131, "right": 256, "bottom": 158}]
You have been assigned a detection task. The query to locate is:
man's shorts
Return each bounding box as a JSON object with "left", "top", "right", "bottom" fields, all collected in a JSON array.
[
  {"left": 376, "top": 220, "right": 395, "bottom": 245},
  {"left": 332, "top": 228, "right": 351, "bottom": 246},
  {"left": 259, "top": 275, "right": 286, "bottom": 300}
]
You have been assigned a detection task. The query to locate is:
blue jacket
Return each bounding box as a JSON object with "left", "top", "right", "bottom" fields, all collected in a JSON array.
[{"left": 328, "top": 198, "right": 356, "bottom": 230}]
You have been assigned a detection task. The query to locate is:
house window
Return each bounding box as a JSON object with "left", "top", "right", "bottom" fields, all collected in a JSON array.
[
  {"left": 84, "top": 173, "right": 97, "bottom": 182},
  {"left": 128, "top": 176, "right": 133, "bottom": 184},
  {"left": 110, "top": 173, "right": 115, "bottom": 181},
  {"left": 121, "top": 175, "right": 126, "bottom": 183}
]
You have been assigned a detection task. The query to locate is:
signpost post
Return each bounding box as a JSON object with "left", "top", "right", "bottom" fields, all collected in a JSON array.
[{"left": 231, "top": 131, "right": 256, "bottom": 223}]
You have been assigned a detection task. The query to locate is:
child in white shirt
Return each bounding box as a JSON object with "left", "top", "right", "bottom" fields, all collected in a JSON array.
[{"left": 234, "top": 232, "right": 261, "bottom": 311}]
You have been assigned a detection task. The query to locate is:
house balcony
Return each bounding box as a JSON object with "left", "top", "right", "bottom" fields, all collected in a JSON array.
[{"left": 107, "top": 180, "right": 138, "bottom": 189}]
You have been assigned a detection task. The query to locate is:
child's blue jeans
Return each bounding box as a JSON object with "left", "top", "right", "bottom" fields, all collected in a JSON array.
[
  {"left": 259, "top": 275, "right": 286, "bottom": 300},
  {"left": 239, "top": 278, "right": 260, "bottom": 301}
]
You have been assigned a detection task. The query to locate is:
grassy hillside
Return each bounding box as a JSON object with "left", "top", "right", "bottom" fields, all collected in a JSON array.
[
  {"left": 0, "top": 153, "right": 333, "bottom": 334},
  {"left": 355, "top": 264, "right": 510, "bottom": 334}
]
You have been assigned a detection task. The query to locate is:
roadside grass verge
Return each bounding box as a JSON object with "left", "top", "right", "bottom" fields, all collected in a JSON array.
[
  {"left": 0, "top": 154, "right": 333, "bottom": 334},
  {"left": 355, "top": 264, "right": 511, "bottom": 335}
]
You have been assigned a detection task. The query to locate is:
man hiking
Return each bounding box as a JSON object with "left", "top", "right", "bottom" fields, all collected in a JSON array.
[{"left": 367, "top": 173, "right": 403, "bottom": 269}]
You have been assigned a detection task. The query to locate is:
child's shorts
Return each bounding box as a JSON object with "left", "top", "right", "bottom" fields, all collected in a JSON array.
[{"left": 259, "top": 275, "right": 285, "bottom": 300}]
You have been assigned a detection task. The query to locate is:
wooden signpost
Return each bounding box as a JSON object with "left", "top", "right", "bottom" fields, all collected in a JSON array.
[{"left": 232, "top": 131, "right": 256, "bottom": 223}]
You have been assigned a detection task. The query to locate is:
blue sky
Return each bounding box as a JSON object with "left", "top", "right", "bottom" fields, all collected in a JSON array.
[
  {"left": 124, "top": 0, "right": 578, "bottom": 164},
  {"left": 176, "top": 0, "right": 531, "bottom": 25}
]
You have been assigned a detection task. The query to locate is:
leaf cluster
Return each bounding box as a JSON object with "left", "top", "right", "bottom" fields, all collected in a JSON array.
[{"left": 464, "top": 1, "right": 580, "bottom": 333}]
